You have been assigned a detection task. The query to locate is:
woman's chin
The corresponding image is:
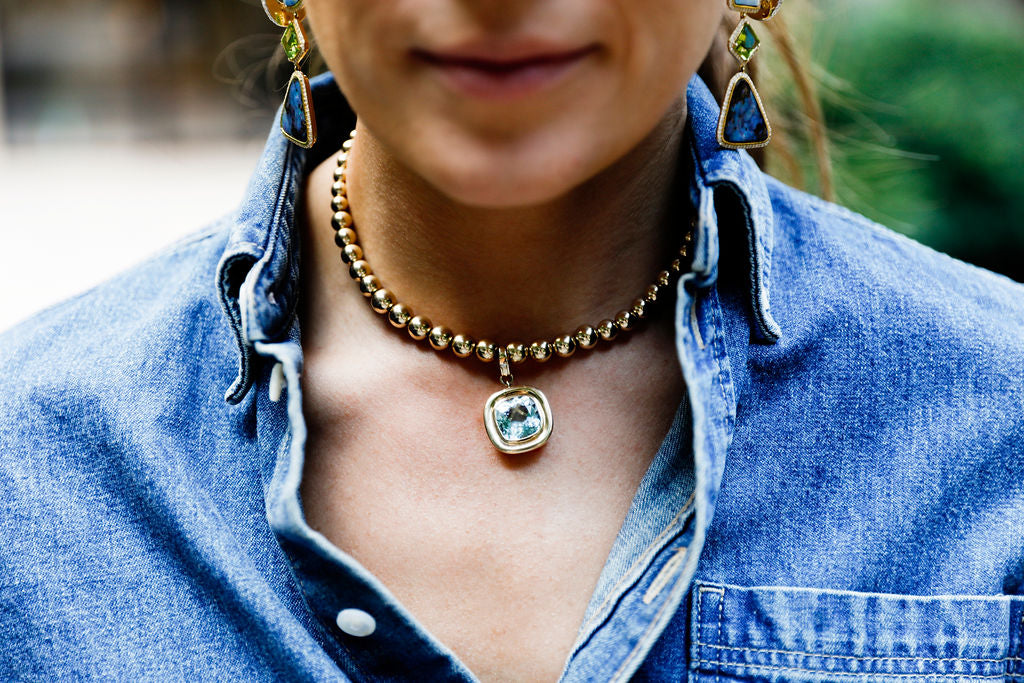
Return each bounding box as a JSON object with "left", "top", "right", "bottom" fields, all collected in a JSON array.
[{"left": 408, "top": 137, "right": 598, "bottom": 209}]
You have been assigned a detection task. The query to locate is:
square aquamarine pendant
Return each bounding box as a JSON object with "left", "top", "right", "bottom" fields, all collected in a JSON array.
[{"left": 484, "top": 386, "right": 553, "bottom": 454}]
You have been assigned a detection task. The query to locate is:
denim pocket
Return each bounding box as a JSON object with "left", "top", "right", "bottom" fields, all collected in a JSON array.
[{"left": 688, "top": 581, "right": 1024, "bottom": 682}]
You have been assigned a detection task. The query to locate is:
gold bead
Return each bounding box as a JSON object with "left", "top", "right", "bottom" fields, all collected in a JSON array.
[
  {"left": 505, "top": 342, "right": 527, "bottom": 363},
  {"left": 331, "top": 180, "right": 345, "bottom": 195},
  {"left": 332, "top": 210, "right": 353, "bottom": 230},
  {"left": 349, "top": 260, "right": 372, "bottom": 279},
  {"left": 359, "top": 274, "right": 381, "bottom": 296},
  {"left": 408, "top": 316, "right": 432, "bottom": 340},
  {"left": 574, "top": 325, "right": 598, "bottom": 350},
  {"left": 553, "top": 335, "right": 577, "bottom": 358},
  {"left": 340, "top": 244, "right": 363, "bottom": 264},
  {"left": 336, "top": 151, "right": 348, "bottom": 165},
  {"left": 452, "top": 334, "right": 476, "bottom": 358},
  {"left": 684, "top": 230, "right": 695, "bottom": 244},
  {"left": 388, "top": 303, "right": 412, "bottom": 328},
  {"left": 334, "top": 227, "right": 357, "bottom": 247},
  {"left": 670, "top": 258, "right": 682, "bottom": 273},
  {"left": 342, "top": 138, "right": 355, "bottom": 151},
  {"left": 429, "top": 326, "right": 453, "bottom": 350},
  {"left": 615, "top": 310, "right": 636, "bottom": 332},
  {"left": 475, "top": 340, "right": 496, "bottom": 362},
  {"left": 657, "top": 270, "right": 671, "bottom": 287},
  {"left": 370, "top": 288, "right": 395, "bottom": 314},
  {"left": 529, "top": 340, "right": 553, "bottom": 362},
  {"left": 679, "top": 244, "right": 689, "bottom": 258},
  {"left": 333, "top": 165, "right": 346, "bottom": 181},
  {"left": 331, "top": 195, "right": 349, "bottom": 212},
  {"left": 645, "top": 284, "right": 660, "bottom": 302},
  {"left": 631, "top": 297, "right": 651, "bottom": 319},
  {"left": 596, "top": 319, "right": 619, "bottom": 341}
]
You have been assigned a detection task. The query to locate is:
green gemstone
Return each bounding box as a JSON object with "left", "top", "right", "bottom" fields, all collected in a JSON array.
[
  {"left": 732, "top": 23, "right": 760, "bottom": 61},
  {"left": 281, "top": 22, "right": 307, "bottom": 63}
]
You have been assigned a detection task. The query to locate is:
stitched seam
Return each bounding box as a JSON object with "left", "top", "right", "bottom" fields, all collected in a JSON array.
[
  {"left": 708, "top": 288, "right": 735, "bottom": 432},
  {"left": 579, "top": 489, "right": 696, "bottom": 633},
  {"left": 696, "top": 586, "right": 705, "bottom": 674},
  {"left": 695, "top": 642, "right": 1024, "bottom": 665},
  {"left": 716, "top": 587, "right": 724, "bottom": 683},
  {"left": 611, "top": 576, "right": 695, "bottom": 682},
  {"left": 695, "top": 659, "right": 1006, "bottom": 680},
  {"left": 610, "top": 298, "right": 734, "bottom": 681},
  {"left": 1012, "top": 609, "right": 1024, "bottom": 676},
  {"left": 609, "top": 290, "right": 734, "bottom": 681}
]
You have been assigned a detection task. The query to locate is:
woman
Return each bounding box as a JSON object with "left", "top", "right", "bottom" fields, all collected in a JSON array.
[{"left": 1, "top": 0, "right": 1022, "bottom": 681}]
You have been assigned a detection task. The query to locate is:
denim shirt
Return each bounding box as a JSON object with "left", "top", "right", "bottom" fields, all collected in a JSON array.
[{"left": 2, "top": 71, "right": 1023, "bottom": 682}]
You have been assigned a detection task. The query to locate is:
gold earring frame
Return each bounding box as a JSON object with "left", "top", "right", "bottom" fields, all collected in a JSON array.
[
  {"left": 263, "top": 0, "right": 318, "bottom": 149},
  {"left": 717, "top": 0, "right": 783, "bottom": 150}
]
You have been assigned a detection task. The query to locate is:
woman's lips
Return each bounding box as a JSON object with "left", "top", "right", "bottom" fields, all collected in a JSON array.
[{"left": 411, "top": 44, "right": 599, "bottom": 100}]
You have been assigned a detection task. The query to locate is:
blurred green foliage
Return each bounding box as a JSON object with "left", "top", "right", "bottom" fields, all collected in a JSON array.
[{"left": 796, "top": 0, "right": 1024, "bottom": 281}]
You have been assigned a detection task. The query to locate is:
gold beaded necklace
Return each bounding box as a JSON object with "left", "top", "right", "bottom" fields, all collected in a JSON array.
[{"left": 329, "top": 129, "right": 695, "bottom": 455}]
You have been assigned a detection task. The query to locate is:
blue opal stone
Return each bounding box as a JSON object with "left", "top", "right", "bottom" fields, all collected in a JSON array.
[
  {"left": 494, "top": 394, "right": 543, "bottom": 442},
  {"left": 723, "top": 76, "right": 769, "bottom": 145},
  {"left": 280, "top": 72, "right": 313, "bottom": 147}
]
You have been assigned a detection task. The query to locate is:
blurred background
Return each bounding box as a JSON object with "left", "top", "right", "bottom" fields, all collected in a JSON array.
[{"left": 0, "top": 0, "right": 1022, "bottom": 331}]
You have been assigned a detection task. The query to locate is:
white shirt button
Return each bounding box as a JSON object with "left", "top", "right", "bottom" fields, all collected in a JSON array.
[
  {"left": 336, "top": 608, "right": 376, "bottom": 637},
  {"left": 268, "top": 362, "right": 285, "bottom": 402}
]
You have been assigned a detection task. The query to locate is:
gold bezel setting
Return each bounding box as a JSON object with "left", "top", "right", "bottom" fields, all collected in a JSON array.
[
  {"left": 727, "top": 0, "right": 783, "bottom": 20},
  {"left": 262, "top": 0, "right": 304, "bottom": 27},
  {"left": 728, "top": 17, "right": 760, "bottom": 64},
  {"left": 727, "top": 0, "right": 764, "bottom": 14},
  {"left": 484, "top": 386, "right": 553, "bottom": 455},
  {"left": 281, "top": 70, "right": 317, "bottom": 149},
  {"left": 716, "top": 71, "right": 772, "bottom": 150}
]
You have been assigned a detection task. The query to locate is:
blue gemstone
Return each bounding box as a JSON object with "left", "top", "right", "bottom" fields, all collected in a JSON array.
[
  {"left": 723, "top": 77, "right": 769, "bottom": 145},
  {"left": 494, "top": 395, "right": 543, "bottom": 442},
  {"left": 281, "top": 72, "right": 312, "bottom": 146}
]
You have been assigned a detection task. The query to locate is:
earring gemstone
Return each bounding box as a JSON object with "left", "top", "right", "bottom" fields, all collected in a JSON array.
[
  {"left": 718, "top": 71, "right": 771, "bottom": 149},
  {"left": 729, "top": 19, "right": 760, "bottom": 62},
  {"left": 281, "top": 17, "right": 309, "bottom": 63},
  {"left": 281, "top": 70, "right": 317, "bottom": 148}
]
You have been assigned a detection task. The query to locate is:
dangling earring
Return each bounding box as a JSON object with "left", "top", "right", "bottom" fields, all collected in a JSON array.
[
  {"left": 717, "top": 0, "right": 783, "bottom": 150},
  {"left": 264, "top": 0, "right": 317, "bottom": 148}
]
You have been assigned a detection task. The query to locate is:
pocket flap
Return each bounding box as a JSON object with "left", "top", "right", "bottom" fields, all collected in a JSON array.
[{"left": 689, "top": 581, "right": 1024, "bottom": 682}]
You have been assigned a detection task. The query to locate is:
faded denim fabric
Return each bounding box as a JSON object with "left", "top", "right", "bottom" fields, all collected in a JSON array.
[{"left": 1, "top": 71, "right": 1023, "bottom": 682}]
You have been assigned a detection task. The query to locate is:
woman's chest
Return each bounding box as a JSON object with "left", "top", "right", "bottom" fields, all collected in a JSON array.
[{"left": 299, "top": 383, "right": 676, "bottom": 681}]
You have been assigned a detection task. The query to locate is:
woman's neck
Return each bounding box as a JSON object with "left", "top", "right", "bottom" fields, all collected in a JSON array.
[{"left": 300, "top": 98, "right": 689, "bottom": 346}]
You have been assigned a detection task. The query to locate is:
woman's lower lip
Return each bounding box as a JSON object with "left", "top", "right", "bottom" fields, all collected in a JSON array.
[{"left": 416, "top": 50, "right": 595, "bottom": 100}]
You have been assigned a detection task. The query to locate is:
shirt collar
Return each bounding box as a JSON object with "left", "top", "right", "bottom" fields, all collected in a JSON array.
[{"left": 216, "top": 71, "right": 780, "bottom": 404}]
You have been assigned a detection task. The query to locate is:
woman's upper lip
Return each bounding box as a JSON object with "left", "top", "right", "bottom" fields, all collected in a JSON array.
[{"left": 412, "top": 40, "right": 599, "bottom": 68}]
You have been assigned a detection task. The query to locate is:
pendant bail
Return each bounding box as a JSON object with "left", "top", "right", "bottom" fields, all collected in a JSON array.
[{"left": 497, "top": 348, "right": 514, "bottom": 388}]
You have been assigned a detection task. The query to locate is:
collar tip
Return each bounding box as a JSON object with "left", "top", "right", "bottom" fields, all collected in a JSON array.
[{"left": 755, "top": 314, "right": 782, "bottom": 344}]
